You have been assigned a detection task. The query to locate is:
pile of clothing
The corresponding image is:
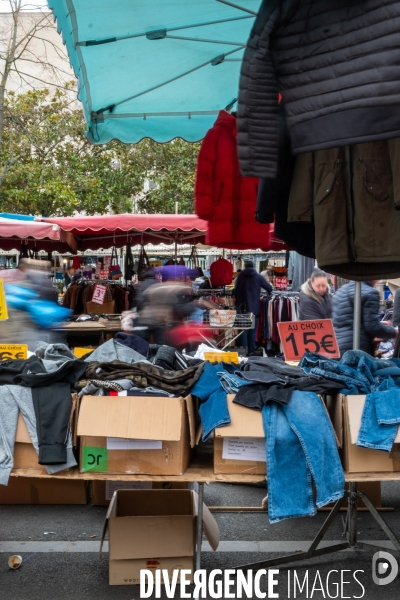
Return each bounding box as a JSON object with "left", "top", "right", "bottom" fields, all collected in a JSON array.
[
  {"left": 0, "top": 344, "right": 87, "bottom": 485},
  {"left": 0, "top": 334, "right": 204, "bottom": 486},
  {"left": 190, "top": 356, "right": 345, "bottom": 523},
  {"left": 77, "top": 333, "right": 204, "bottom": 397},
  {"left": 301, "top": 350, "right": 400, "bottom": 453}
]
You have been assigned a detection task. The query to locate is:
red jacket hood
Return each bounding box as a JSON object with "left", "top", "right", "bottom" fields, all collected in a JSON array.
[{"left": 214, "top": 110, "right": 236, "bottom": 130}]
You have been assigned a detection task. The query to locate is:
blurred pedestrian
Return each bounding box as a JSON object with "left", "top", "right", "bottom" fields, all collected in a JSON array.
[
  {"left": 299, "top": 268, "right": 332, "bottom": 321},
  {"left": 234, "top": 261, "right": 272, "bottom": 355}
]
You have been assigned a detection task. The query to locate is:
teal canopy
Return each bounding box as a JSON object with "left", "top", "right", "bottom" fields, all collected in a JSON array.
[{"left": 48, "top": 0, "right": 260, "bottom": 144}]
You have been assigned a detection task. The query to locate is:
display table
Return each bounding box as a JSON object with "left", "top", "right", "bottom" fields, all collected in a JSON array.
[
  {"left": 9, "top": 454, "right": 400, "bottom": 581},
  {"left": 55, "top": 321, "right": 122, "bottom": 334}
]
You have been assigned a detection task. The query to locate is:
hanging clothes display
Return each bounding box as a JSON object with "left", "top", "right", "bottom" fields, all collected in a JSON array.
[
  {"left": 209, "top": 258, "right": 233, "bottom": 287},
  {"left": 195, "top": 110, "right": 271, "bottom": 250},
  {"left": 237, "top": 0, "right": 400, "bottom": 178},
  {"left": 63, "top": 280, "right": 131, "bottom": 314},
  {"left": 288, "top": 140, "right": 400, "bottom": 280},
  {"left": 257, "top": 292, "right": 299, "bottom": 348}
]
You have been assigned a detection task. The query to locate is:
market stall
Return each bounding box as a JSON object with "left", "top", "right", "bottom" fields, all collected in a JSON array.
[
  {"left": 0, "top": 217, "right": 76, "bottom": 253},
  {"left": 41, "top": 214, "right": 208, "bottom": 250},
  {"left": 4, "top": 0, "right": 400, "bottom": 591}
]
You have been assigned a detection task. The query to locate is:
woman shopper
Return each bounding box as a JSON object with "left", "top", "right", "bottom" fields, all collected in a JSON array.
[{"left": 299, "top": 269, "right": 332, "bottom": 321}]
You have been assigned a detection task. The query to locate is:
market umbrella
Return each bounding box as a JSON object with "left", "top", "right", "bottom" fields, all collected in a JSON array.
[
  {"left": 0, "top": 218, "right": 77, "bottom": 253},
  {"left": 42, "top": 214, "right": 208, "bottom": 250},
  {"left": 47, "top": 0, "right": 261, "bottom": 144}
]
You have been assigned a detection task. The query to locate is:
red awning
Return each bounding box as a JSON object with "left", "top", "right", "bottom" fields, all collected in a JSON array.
[
  {"left": 43, "top": 214, "right": 208, "bottom": 250},
  {"left": 0, "top": 218, "right": 76, "bottom": 252}
]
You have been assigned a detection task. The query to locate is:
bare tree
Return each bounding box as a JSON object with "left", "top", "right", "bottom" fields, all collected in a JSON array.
[{"left": 0, "top": 0, "right": 75, "bottom": 184}]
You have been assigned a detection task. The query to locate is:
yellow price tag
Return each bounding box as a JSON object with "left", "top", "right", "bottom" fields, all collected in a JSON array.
[
  {"left": 0, "top": 344, "right": 28, "bottom": 361},
  {"left": 0, "top": 279, "right": 8, "bottom": 321}
]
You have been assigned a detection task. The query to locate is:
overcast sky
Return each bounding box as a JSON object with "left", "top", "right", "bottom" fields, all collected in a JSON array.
[{"left": 0, "top": 0, "right": 49, "bottom": 10}]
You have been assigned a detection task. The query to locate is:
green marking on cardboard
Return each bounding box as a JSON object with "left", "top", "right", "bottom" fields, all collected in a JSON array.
[{"left": 83, "top": 446, "right": 108, "bottom": 472}]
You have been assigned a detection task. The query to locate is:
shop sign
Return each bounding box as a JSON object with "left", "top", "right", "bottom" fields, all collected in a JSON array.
[
  {"left": 0, "top": 279, "right": 8, "bottom": 321},
  {"left": 92, "top": 284, "right": 107, "bottom": 305},
  {"left": 274, "top": 276, "right": 288, "bottom": 290},
  {"left": 277, "top": 319, "right": 340, "bottom": 361},
  {"left": 0, "top": 344, "right": 27, "bottom": 361}
]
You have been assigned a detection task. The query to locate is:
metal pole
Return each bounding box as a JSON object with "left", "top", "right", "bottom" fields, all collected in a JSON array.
[
  {"left": 353, "top": 281, "right": 361, "bottom": 350},
  {"left": 195, "top": 483, "right": 204, "bottom": 572},
  {"left": 348, "top": 483, "right": 358, "bottom": 547}
]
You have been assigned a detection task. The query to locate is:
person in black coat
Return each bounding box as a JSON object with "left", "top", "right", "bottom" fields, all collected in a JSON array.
[
  {"left": 234, "top": 261, "right": 272, "bottom": 355},
  {"left": 332, "top": 281, "right": 398, "bottom": 356},
  {"left": 299, "top": 269, "right": 332, "bottom": 321}
]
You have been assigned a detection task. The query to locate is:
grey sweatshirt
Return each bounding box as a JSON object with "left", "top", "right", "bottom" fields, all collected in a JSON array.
[{"left": 0, "top": 385, "right": 76, "bottom": 486}]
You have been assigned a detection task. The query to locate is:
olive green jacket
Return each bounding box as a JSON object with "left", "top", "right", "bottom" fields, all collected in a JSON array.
[{"left": 288, "top": 139, "right": 400, "bottom": 280}]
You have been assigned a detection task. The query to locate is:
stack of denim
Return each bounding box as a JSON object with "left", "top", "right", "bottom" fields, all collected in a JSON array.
[
  {"left": 300, "top": 350, "right": 400, "bottom": 452},
  {"left": 190, "top": 358, "right": 346, "bottom": 523}
]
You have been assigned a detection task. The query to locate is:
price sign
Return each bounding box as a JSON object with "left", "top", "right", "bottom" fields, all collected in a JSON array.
[
  {"left": 0, "top": 279, "right": 8, "bottom": 321},
  {"left": 99, "top": 269, "right": 109, "bottom": 280},
  {"left": 0, "top": 344, "right": 27, "bottom": 361},
  {"left": 274, "top": 277, "right": 288, "bottom": 290},
  {"left": 277, "top": 319, "right": 340, "bottom": 361},
  {"left": 92, "top": 284, "right": 107, "bottom": 305}
]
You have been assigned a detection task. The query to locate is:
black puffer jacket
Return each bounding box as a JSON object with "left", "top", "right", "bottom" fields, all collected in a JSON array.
[
  {"left": 332, "top": 282, "right": 396, "bottom": 355},
  {"left": 238, "top": 0, "right": 400, "bottom": 178}
]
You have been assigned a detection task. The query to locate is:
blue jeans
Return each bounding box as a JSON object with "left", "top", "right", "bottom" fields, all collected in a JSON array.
[
  {"left": 241, "top": 316, "right": 259, "bottom": 354},
  {"left": 357, "top": 383, "right": 400, "bottom": 451},
  {"left": 300, "top": 354, "right": 372, "bottom": 394},
  {"left": 217, "top": 371, "right": 251, "bottom": 394},
  {"left": 190, "top": 362, "right": 230, "bottom": 441},
  {"left": 263, "top": 391, "right": 345, "bottom": 523}
]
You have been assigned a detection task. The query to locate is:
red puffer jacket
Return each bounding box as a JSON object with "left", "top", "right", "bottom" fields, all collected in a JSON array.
[{"left": 195, "top": 111, "right": 270, "bottom": 250}]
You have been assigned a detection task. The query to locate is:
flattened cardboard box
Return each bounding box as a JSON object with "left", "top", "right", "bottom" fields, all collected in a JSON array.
[
  {"left": 330, "top": 394, "right": 400, "bottom": 473},
  {"left": 0, "top": 477, "right": 88, "bottom": 505},
  {"left": 214, "top": 395, "right": 266, "bottom": 475},
  {"left": 78, "top": 395, "right": 196, "bottom": 476},
  {"left": 100, "top": 489, "right": 219, "bottom": 585}
]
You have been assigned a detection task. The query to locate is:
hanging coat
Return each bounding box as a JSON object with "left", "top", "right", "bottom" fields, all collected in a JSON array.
[
  {"left": 195, "top": 110, "right": 270, "bottom": 250},
  {"left": 287, "top": 139, "right": 400, "bottom": 280},
  {"left": 238, "top": 0, "right": 400, "bottom": 178}
]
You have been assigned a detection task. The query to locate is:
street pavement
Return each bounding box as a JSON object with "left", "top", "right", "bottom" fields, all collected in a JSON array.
[{"left": 1, "top": 482, "right": 400, "bottom": 599}]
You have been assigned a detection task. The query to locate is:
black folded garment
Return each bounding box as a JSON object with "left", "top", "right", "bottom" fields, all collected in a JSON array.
[
  {"left": 13, "top": 358, "right": 87, "bottom": 387},
  {"left": 234, "top": 356, "right": 343, "bottom": 409}
]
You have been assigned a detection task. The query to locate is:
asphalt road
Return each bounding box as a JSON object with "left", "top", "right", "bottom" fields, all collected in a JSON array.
[{"left": 1, "top": 481, "right": 400, "bottom": 599}]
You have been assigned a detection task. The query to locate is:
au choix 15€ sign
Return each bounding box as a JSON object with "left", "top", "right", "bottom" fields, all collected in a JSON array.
[{"left": 277, "top": 319, "right": 340, "bottom": 361}]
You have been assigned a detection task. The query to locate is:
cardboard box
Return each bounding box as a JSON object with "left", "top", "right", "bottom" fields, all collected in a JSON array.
[
  {"left": 329, "top": 394, "right": 400, "bottom": 473},
  {"left": 0, "top": 477, "right": 88, "bottom": 505},
  {"left": 78, "top": 395, "right": 197, "bottom": 476},
  {"left": 13, "top": 394, "right": 78, "bottom": 472},
  {"left": 214, "top": 395, "right": 266, "bottom": 475},
  {"left": 92, "top": 480, "right": 189, "bottom": 507},
  {"left": 100, "top": 489, "right": 219, "bottom": 585}
]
